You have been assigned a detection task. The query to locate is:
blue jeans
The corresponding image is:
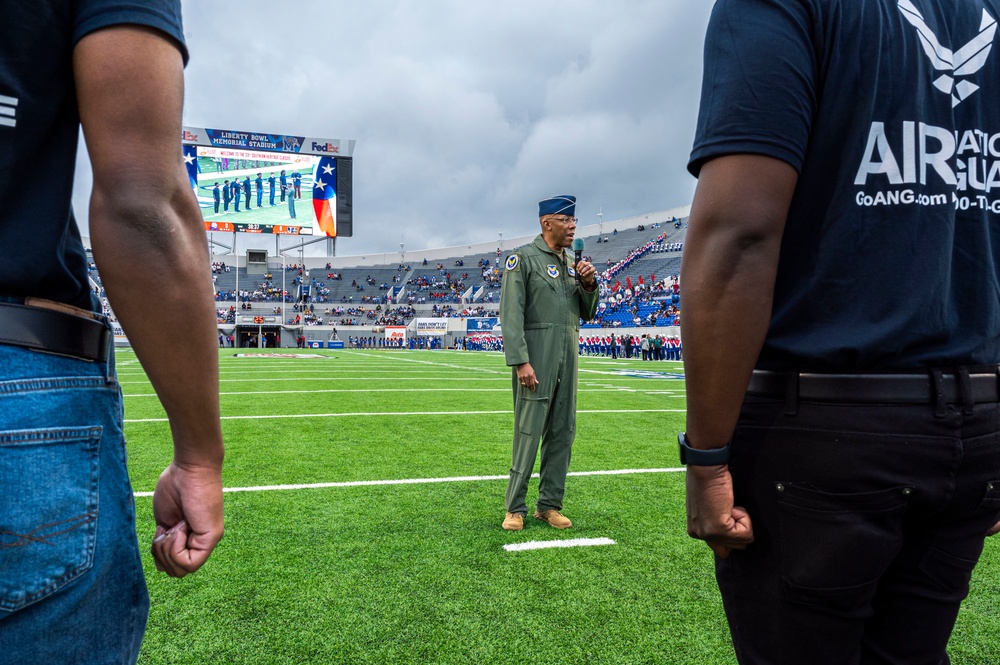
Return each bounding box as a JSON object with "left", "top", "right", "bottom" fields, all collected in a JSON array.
[
  {"left": 718, "top": 387, "right": 1000, "bottom": 664},
  {"left": 0, "top": 328, "right": 149, "bottom": 664}
]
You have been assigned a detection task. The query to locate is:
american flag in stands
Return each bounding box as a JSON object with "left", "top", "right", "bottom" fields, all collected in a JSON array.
[{"left": 312, "top": 156, "right": 338, "bottom": 237}]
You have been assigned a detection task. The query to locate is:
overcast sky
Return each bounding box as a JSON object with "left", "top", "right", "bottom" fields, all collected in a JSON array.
[{"left": 73, "top": 1, "right": 715, "bottom": 256}]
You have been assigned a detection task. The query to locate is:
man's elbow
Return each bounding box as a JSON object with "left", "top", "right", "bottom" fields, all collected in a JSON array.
[{"left": 91, "top": 179, "right": 198, "bottom": 238}]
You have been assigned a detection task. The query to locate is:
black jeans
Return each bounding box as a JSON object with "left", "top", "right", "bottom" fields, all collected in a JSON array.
[{"left": 718, "top": 394, "right": 1000, "bottom": 664}]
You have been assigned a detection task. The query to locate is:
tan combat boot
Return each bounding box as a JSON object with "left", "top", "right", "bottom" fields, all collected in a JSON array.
[
  {"left": 502, "top": 512, "right": 524, "bottom": 531},
  {"left": 533, "top": 509, "right": 572, "bottom": 529}
]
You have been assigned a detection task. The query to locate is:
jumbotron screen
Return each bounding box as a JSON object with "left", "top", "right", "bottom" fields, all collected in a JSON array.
[{"left": 182, "top": 126, "right": 354, "bottom": 236}]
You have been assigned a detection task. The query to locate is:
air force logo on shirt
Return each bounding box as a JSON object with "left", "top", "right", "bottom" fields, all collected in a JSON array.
[
  {"left": 898, "top": 0, "right": 997, "bottom": 107},
  {"left": 547, "top": 265, "right": 560, "bottom": 278},
  {"left": 505, "top": 254, "right": 520, "bottom": 271},
  {"left": 567, "top": 265, "right": 577, "bottom": 277},
  {"left": 855, "top": 2, "right": 1000, "bottom": 195}
]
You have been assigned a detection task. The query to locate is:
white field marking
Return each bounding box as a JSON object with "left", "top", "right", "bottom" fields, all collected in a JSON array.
[
  {"left": 351, "top": 350, "right": 508, "bottom": 375},
  {"left": 118, "top": 368, "right": 479, "bottom": 376},
  {"left": 124, "top": 408, "right": 685, "bottom": 423},
  {"left": 132, "top": 467, "right": 686, "bottom": 497},
  {"left": 121, "top": 387, "right": 637, "bottom": 398},
  {"left": 504, "top": 538, "right": 616, "bottom": 552},
  {"left": 580, "top": 368, "right": 683, "bottom": 379},
  {"left": 118, "top": 376, "right": 510, "bottom": 384}
]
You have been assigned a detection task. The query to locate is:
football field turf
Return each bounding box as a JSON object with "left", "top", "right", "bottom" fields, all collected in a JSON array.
[{"left": 118, "top": 349, "right": 1000, "bottom": 664}]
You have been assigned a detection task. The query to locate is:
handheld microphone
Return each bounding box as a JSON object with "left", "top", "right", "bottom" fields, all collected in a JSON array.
[{"left": 572, "top": 238, "right": 585, "bottom": 285}]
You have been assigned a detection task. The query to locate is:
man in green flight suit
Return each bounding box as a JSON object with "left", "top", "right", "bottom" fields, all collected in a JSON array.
[{"left": 500, "top": 195, "right": 600, "bottom": 531}]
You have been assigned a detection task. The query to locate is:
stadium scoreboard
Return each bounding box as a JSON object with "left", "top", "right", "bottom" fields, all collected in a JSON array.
[
  {"left": 182, "top": 126, "right": 355, "bottom": 237},
  {"left": 205, "top": 223, "right": 306, "bottom": 235}
]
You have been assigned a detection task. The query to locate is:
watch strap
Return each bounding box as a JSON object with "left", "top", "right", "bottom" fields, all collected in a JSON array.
[{"left": 678, "top": 432, "right": 731, "bottom": 466}]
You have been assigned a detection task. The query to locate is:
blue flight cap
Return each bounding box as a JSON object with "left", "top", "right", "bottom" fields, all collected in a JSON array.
[{"left": 539, "top": 195, "right": 576, "bottom": 218}]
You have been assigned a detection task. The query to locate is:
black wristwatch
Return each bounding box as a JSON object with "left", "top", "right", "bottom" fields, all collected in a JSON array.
[{"left": 678, "top": 432, "right": 731, "bottom": 466}]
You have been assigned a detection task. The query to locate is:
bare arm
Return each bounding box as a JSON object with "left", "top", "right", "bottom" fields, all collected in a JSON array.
[
  {"left": 680, "top": 154, "right": 797, "bottom": 557},
  {"left": 74, "top": 26, "right": 224, "bottom": 577}
]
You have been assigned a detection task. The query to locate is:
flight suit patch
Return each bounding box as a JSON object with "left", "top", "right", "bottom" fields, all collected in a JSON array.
[
  {"left": 546, "top": 265, "right": 559, "bottom": 278},
  {"left": 505, "top": 255, "right": 520, "bottom": 271}
]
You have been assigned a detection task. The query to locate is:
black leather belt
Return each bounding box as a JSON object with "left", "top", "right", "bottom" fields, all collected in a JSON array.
[
  {"left": 0, "top": 301, "right": 110, "bottom": 363},
  {"left": 748, "top": 368, "right": 1000, "bottom": 404}
]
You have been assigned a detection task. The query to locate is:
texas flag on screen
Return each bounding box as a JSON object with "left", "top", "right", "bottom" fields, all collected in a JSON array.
[
  {"left": 312, "top": 156, "right": 338, "bottom": 237},
  {"left": 182, "top": 145, "right": 198, "bottom": 189}
]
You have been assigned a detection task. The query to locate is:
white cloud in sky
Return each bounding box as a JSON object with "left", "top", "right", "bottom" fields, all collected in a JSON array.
[{"left": 73, "top": 1, "right": 715, "bottom": 256}]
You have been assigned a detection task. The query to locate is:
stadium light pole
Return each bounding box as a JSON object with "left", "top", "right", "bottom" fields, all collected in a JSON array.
[
  {"left": 278, "top": 246, "right": 296, "bottom": 346},
  {"left": 598, "top": 207, "right": 603, "bottom": 236},
  {"left": 233, "top": 231, "right": 239, "bottom": 335}
]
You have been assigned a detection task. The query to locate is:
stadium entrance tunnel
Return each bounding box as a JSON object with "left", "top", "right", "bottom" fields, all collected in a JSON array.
[{"left": 237, "top": 325, "right": 280, "bottom": 349}]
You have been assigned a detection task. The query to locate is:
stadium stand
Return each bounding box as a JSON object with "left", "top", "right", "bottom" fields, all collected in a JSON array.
[{"left": 92, "top": 207, "right": 689, "bottom": 348}]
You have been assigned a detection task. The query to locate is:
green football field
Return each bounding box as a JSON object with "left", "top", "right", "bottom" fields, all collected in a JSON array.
[{"left": 118, "top": 349, "right": 1000, "bottom": 664}]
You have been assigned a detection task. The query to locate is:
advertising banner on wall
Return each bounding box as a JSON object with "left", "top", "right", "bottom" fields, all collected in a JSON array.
[
  {"left": 386, "top": 326, "right": 407, "bottom": 344},
  {"left": 466, "top": 317, "right": 499, "bottom": 333},
  {"left": 112, "top": 322, "right": 130, "bottom": 347},
  {"left": 415, "top": 318, "right": 449, "bottom": 336}
]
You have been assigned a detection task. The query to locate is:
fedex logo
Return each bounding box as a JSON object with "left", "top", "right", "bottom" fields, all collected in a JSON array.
[
  {"left": 312, "top": 142, "right": 340, "bottom": 153},
  {"left": 182, "top": 130, "right": 199, "bottom": 141}
]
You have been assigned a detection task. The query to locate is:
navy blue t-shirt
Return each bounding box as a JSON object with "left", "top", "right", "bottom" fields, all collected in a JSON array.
[
  {"left": 0, "top": 1, "right": 187, "bottom": 311},
  {"left": 690, "top": 0, "right": 1000, "bottom": 370}
]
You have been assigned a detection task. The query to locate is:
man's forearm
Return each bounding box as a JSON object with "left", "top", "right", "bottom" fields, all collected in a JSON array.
[
  {"left": 680, "top": 155, "right": 796, "bottom": 450},
  {"left": 91, "top": 182, "right": 224, "bottom": 467},
  {"left": 680, "top": 236, "right": 779, "bottom": 449}
]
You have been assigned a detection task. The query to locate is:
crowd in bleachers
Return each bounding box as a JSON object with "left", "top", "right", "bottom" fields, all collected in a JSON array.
[
  {"left": 430, "top": 304, "right": 499, "bottom": 319},
  {"left": 579, "top": 333, "right": 682, "bottom": 360},
  {"left": 152, "top": 215, "right": 690, "bottom": 336},
  {"left": 346, "top": 336, "right": 443, "bottom": 350},
  {"left": 460, "top": 335, "right": 503, "bottom": 352},
  {"left": 588, "top": 273, "right": 681, "bottom": 328}
]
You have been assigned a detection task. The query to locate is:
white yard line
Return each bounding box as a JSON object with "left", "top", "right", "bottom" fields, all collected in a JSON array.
[
  {"left": 133, "top": 467, "right": 685, "bottom": 497},
  {"left": 351, "top": 350, "right": 508, "bottom": 375},
  {"left": 121, "top": 387, "right": 679, "bottom": 397},
  {"left": 118, "top": 377, "right": 510, "bottom": 384},
  {"left": 118, "top": 368, "right": 481, "bottom": 376},
  {"left": 504, "top": 538, "right": 616, "bottom": 552},
  {"left": 124, "top": 408, "right": 686, "bottom": 423}
]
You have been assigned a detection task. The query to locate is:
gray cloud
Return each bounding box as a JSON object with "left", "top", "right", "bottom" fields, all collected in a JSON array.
[{"left": 73, "top": 1, "right": 714, "bottom": 255}]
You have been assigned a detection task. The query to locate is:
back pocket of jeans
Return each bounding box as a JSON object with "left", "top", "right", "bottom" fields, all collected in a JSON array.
[
  {"left": 0, "top": 427, "right": 100, "bottom": 613},
  {"left": 775, "top": 482, "right": 912, "bottom": 612}
]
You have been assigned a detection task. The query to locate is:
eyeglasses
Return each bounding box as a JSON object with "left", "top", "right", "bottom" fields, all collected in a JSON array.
[{"left": 547, "top": 216, "right": 578, "bottom": 224}]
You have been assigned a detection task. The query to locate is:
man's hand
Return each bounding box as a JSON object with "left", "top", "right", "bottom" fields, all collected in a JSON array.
[
  {"left": 574, "top": 259, "right": 598, "bottom": 290},
  {"left": 988, "top": 520, "right": 1000, "bottom": 537},
  {"left": 516, "top": 362, "right": 538, "bottom": 392},
  {"left": 685, "top": 464, "right": 754, "bottom": 558},
  {"left": 151, "top": 461, "right": 224, "bottom": 578}
]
